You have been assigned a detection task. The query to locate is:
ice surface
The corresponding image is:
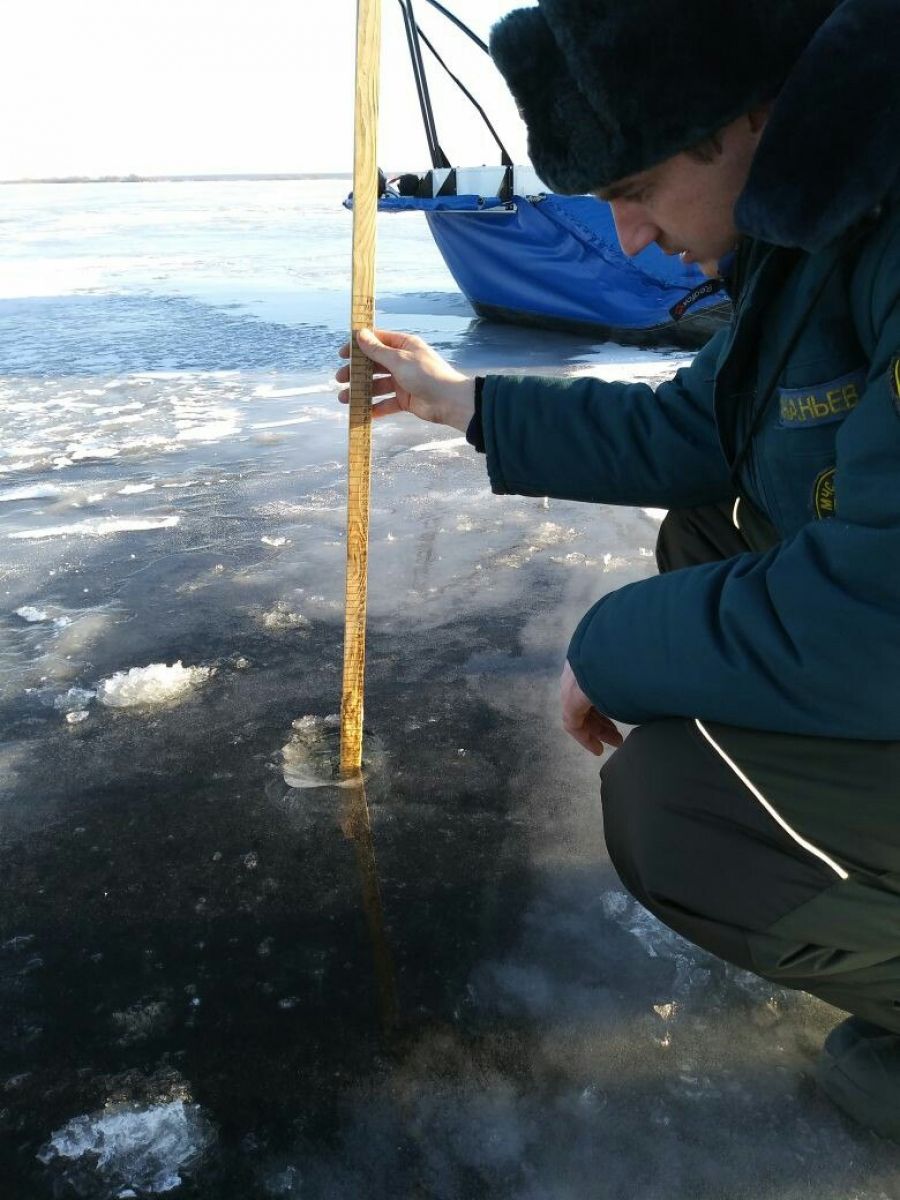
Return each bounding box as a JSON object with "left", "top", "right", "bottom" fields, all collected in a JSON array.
[
  {"left": 38, "top": 1100, "right": 215, "bottom": 1194},
  {"left": 97, "top": 662, "right": 213, "bottom": 708},
  {"left": 3, "top": 179, "right": 897, "bottom": 1199}
]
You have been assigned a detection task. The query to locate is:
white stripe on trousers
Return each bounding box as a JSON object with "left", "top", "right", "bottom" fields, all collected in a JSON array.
[{"left": 694, "top": 718, "right": 849, "bottom": 882}]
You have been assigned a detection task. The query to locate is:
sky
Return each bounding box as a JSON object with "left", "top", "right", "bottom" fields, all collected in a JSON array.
[{"left": 0, "top": 0, "right": 531, "bottom": 180}]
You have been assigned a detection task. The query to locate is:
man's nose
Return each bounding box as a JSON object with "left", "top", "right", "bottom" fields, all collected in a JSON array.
[{"left": 609, "top": 200, "right": 660, "bottom": 258}]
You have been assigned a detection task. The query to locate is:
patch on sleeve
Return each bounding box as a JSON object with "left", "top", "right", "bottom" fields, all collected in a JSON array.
[
  {"left": 778, "top": 367, "right": 866, "bottom": 428},
  {"left": 890, "top": 356, "right": 900, "bottom": 410},
  {"left": 813, "top": 467, "right": 837, "bottom": 519}
]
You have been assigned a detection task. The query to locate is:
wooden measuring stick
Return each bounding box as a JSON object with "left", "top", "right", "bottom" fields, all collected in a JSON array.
[{"left": 341, "top": 0, "right": 382, "bottom": 776}]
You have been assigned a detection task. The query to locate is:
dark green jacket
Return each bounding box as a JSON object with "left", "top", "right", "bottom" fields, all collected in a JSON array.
[{"left": 479, "top": 0, "right": 900, "bottom": 739}]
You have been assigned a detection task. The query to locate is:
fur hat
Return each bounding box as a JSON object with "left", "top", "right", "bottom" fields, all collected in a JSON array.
[{"left": 489, "top": 0, "right": 838, "bottom": 193}]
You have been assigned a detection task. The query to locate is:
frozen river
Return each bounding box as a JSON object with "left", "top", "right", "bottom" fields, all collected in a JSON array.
[{"left": 1, "top": 179, "right": 899, "bottom": 1198}]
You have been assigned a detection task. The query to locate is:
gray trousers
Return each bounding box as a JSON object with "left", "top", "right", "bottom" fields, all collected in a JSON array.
[{"left": 599, "top": 503, "right": 900, "bottom": 1033}]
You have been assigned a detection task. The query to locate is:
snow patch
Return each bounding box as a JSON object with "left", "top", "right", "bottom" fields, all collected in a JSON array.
[
  {"left": 407, "top": 436, "right": 469, "bottom": 454},
  {"left": 176, "top": 420, "right": 240, "bottom": 443},
  {"left": 253, "top": 383, "right": 334, "bottom": 398},
  {"left": 9, "top": 516, "right": 179, "bottom": 540},
  {"left": 0, "top": 484, "right": 64, "bottom": 503}
]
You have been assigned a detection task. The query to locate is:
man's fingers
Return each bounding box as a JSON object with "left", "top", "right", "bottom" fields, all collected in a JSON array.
[
  {"left": 371, "top": 396, "right": 402, "bottom": 419},
  {"left": 357, "top": 328, "right": 391, "bottom": 359},
  {"left": 372, "top": 328, "right": 421, "bottom": 351},
  {"left": 585, "top": 710, "right": 624, "bottom": 747},
  {"left": 568, "top": 726, "right": 605, "bottom": 757},
  {"left": 563, "top": 705, "right": 623, "bottom": 756},
  {"left": 371, "top": 377, "right": 398, "bottom": 399}
]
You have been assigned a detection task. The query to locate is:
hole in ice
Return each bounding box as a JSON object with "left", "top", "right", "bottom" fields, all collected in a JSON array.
[
  {"left": 280, "top": 715, "right": 385, "bottom": 790},
  {"left": 281, "top": 715, "right": 349, "bottom": 790}
]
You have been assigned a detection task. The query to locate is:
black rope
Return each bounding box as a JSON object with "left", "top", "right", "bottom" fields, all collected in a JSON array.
[
  {"left": 420, "top": 0, "right": 490, "bottom": 54},
  {"left": 398, "top": 0, "right": 451, "bottom": 169},
  {"left": 416, "top": 24, "right": 512, "bottom": 166}
]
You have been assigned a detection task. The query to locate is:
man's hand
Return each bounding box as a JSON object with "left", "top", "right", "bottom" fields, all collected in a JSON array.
[
  {"left": 560, "top": 660, "right": 624, "bottom": 757},
  {"left": 335, "top": 329, "right": 476, "bottom": 432}
]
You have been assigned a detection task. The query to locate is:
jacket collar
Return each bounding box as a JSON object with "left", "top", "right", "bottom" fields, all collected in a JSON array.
[{"left": 735, "top": 0, "right": 900, "bottom": 253}]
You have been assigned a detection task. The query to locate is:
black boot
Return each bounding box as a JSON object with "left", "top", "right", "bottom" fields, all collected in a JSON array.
[{"left": 816, "top": 1016, "right": 900, "bottom": 1140}]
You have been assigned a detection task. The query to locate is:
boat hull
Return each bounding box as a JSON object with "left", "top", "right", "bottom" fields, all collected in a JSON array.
[{"left": 423, "top": 194, "right": 730, "bottom": 349}]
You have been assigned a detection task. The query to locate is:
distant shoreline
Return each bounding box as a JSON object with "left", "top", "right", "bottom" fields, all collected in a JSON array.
[{"left": 0, "top": 173, "right": 354, "bottom": 185}]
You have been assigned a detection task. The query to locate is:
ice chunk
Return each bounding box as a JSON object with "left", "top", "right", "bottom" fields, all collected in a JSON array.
[
  {"left": 112, "top": 999, "right": 171, "bottom": 1044},
  {"left": 97, "top": 662, "right": 212, "bottom": 708},
  {"left": 38, "top": 1100, "right": 214, "bottom": 1194},
  {"left": 16, "top": 606, "right": 50, "bottom": 623},
  {"left": 54, "top": 687, "right": 98, "bottom": 712},
  {"left": 262, "top": 602, "right": 310, "bottom": 631},
  {"left": 600, "top": 890, "right": 629, "bottom": 919},
  {"left": 13, "top": 603, "right": 71, "bottom": 627}
]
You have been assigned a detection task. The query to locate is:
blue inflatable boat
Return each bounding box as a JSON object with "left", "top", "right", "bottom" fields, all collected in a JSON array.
[{"left": 347, "top": 167, "right": 729, "bottom": 348}]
